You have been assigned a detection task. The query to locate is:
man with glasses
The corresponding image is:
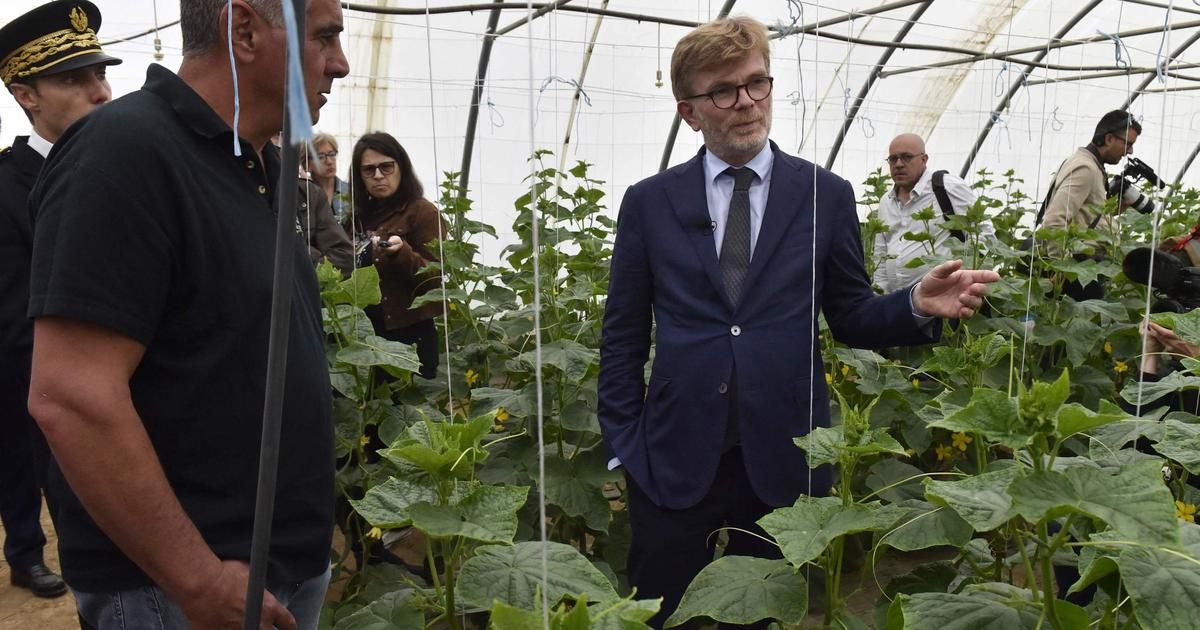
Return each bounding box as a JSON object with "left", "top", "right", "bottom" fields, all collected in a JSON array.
[
  {"left": 1041, "top": 110, "right": 1141, "bottom": 259},
  {"left": 874, "top": 133, "right": 994, "bottom": 292},
  {"left": 599, "top": 16, "right": 999, "bottom": 628}
]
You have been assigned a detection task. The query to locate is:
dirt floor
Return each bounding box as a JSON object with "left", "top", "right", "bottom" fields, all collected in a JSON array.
[{"left": 0, "top": 506, "right": 76, "bottom": 630}]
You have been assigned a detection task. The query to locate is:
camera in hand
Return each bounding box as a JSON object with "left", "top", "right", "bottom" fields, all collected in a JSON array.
[
  {"left": 1123, "top": 246, "right": 1200, "bottom": 312},
  {"left": 1108, "top": 157, "right": 1165, "bottom": 214}
]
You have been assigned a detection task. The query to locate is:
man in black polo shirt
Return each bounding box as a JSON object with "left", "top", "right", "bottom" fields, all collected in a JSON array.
[{"left": 26, "top": 1, "right": 349, "bottom": 628}]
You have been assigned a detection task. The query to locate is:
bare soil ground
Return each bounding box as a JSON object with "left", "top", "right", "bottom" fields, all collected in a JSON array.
[{"left": 0, "top": 506, "right": 76, "bottom": 630}]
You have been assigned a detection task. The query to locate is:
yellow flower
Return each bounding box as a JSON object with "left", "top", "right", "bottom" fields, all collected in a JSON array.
[
  {"left": 903, "top": 448, "right": 916, "bottom": 458},
  {"left": 465, "top": 368, "right": 480, "bottom": 387},
  {"left": 1177, "top": 500, "right": 1197, "bottom": 523},
  {"left": 449, "top": 302, "right": 458, "bottom": 311},
  {"left": 495, "top": 407, "right": 511, "bottom": 422},
  {"left": 367, "top": 526, "right": 383, "bottom": 540},
  {"left": 952, "top": 432, "right": 974, "bottom": 452},
  {"left": 358, "top": 434, "right": 370, "bottom": 448},
  {"left": 911, "top": 378, "right": 920, "bottom": 389},
  {"left": 1114, "top": 360, "right": 1129, "bottom": 376},
  {"left": 841, "top": 365, "right": 851, "bottom": 377},
  {"left": 1103, "top": 341, "right": 1113, "bottom": 355},
  {"left": 825, "top": 372, "right": 833, "bottom": 385},
  {"left": 935, "top": 444, "right": 955, "bottom": 462}
]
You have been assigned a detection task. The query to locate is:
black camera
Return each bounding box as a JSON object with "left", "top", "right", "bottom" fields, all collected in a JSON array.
[
  {"left": 1108, "top": 157, "right": 1166, "bottom": 214},
  {"left": 1123, "top": 246, "right": 1200, "bottom": 312}
]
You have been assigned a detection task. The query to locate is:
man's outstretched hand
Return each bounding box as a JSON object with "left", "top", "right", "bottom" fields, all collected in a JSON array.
[{"left": 913, "top": 260, "right": 1000, "bottom": 319}]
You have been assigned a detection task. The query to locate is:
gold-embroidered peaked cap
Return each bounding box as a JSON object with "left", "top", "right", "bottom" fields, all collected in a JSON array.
[{"left": 0, "top": 1, "right": 121, "bottom": 86}]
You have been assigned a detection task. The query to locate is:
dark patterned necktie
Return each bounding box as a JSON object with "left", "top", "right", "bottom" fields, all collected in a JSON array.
[{"left": 720, "top": 166, "right": 756, "bottom": 306}]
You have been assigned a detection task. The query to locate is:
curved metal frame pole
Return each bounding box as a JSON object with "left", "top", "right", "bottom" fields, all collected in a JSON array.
[
  {"left": 1175, "top": 142, "right": 1200, "bottom": 184},
  {"left": 958, "top": 0, "right": 1102, "bottom": 178},
  {"left": 457, "top": 0, "right": 506, "bottom": 196},
  {"left": 1122, "top": 31, "right": 1200, "bottom": 110},
  {"left": 658, "top": 0, "right": 739, "bottom": 172},
  {"left": 244, "top": 1, "right": 305, "bottom": 627},
  {"left": 823, "top": 0, "right": 933, "bottom": 170}
]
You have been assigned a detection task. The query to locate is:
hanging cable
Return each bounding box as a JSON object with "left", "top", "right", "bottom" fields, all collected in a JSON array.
[
  {"left": 226, "top": 0, "right": 242, "bottom": 157},
  {"left": 151, "top": 0, "right": 164, "bottom": 61}
]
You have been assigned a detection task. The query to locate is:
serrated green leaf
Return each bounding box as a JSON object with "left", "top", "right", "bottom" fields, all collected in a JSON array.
[
  {"left": 1151, "top": 419, "right": 1200, "bottom": 475},
  {"left": 332, "top": 590, "right": 423, "bottom": 630},
  {"left": 877, "top": 501, "right": 973, "bottom": 552},
  {"left": 1120, "top": 371, "right": 1200, "bottom": 405},
  {"left": 793, "top": 427, "right": 907, "bottom": 469},
  {"left": 664, "top": 556, "right": 807, "bottom": 628},
  {"left": 1008, "top": 460, "right": 1178, "bottom": 545},
  {"left": 350, "top": 476, "right": 446, "bottom": 529},
  {"left": 457, "top": 541, "right": 617, "bottom": 610},
  {"left": 1055, "top": 401, "right": 1129, "bottom": 439},
  {"left": 520, "top": 339, "right": 598, "bottom": 384},
  {"left": 865, "top": 459, "right": 927, "bottom": 504},
  {"left": 409, "top": 484, "right": 528, "bottom": 543},
  {"left": 336, "top": 335, "right": 421, "bottom": 376},
  {"left": 925, "top": 466, "right": 1021, "bottom": 531},
  {"left": 543, "top": 450, "right": 617, "bottom": 532},
  {"left": 1119, "top": 523, "right": 1200, "bottom": 630},
  {"left": 323, "top": 265, "right": 382, "bottom": 309},
  {"left": 760, "top": 497, "right": 905, "bottom": 567},
  {"left": 929, "top": 388, "right": 1032, "bottom": 450},
  {"left": 381, "top": 416, "right": 493, "bottom": 478}
]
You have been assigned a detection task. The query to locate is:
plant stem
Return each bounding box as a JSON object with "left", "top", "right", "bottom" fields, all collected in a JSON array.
[
  {"left": 1037, "top": 522, "right": 1065, "bottom": 630},
  {"left": 443, "top": 539, "right": 461, "bottom": 630}
]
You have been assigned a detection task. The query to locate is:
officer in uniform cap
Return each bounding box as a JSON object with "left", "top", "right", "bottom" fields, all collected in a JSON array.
[{"left": 0, "top": 0, "right": 119, "bottom": 599}]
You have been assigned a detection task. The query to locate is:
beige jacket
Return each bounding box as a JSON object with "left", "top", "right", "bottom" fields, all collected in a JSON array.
[{"left": 1040, "top": 147, "right": 1108, "bottom": 257}]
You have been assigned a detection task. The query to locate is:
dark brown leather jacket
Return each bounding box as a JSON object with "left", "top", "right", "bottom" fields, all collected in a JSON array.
[{"left": 347, "top": 197, "right": 446, "bottom": 329}]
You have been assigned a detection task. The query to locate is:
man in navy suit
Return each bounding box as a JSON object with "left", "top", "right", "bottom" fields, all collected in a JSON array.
[{"left": 598, "top": 16, "right": 998, "bottom": 628}]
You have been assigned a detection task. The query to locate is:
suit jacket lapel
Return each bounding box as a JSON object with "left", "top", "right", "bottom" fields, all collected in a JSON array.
[
  {"left": 666, "top": 148, "right": 727, "bottom": 309},
  {"left": 14, "top": 138, "right": 44, "bottom": 189},
  {"left": 742, "top": 144, "right": 812, "bottom": 301}
]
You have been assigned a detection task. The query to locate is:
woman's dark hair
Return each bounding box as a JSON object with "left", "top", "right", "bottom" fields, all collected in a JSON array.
[{"left": 349, "top": 131, "right": 424, "bottom": 216}]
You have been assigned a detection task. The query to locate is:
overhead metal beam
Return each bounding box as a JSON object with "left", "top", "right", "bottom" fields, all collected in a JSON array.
[
  {"left": 1123, "top": 31, "right": 1200, "bottom": 109},
  {"left": 1175, "top": 141, "right": 1200, "bottom": 184},
  {"left": 886, "top": 15, "right": 1200, "bottom": 80},
  {"left": 958, "top": 0, "right": 1103, "bottom": 178},
  {"left": 824, "top": 0, "right": 934, "bottom": 170},
  {"left": 1023, "top": 61, "right": 1200, "bottom": 87},
  {"left": 1121, "top": 0, "right": 1200, "bottom": 18}
]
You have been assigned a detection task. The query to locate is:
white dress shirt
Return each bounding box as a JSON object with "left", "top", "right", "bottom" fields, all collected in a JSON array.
[
  {"left": 874, "top": 167, "right": 993, "bottom": 293},
  {"left": 27, "top": 129, "right": 52, "bottom": 158}
]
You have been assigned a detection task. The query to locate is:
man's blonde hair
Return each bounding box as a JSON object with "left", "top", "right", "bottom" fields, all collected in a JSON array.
[{"left": 670, "top": 16, "right": 771, "bottom": 101}]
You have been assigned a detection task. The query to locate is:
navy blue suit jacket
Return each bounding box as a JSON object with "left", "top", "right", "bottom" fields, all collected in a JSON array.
[{"left": 598, "top": 142, "right": 937, "bottom": 510}]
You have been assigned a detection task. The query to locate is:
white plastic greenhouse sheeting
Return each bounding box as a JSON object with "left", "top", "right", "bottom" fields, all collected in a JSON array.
[{"left": 2, "top": 0, "right": 1197, "bottom": 264}]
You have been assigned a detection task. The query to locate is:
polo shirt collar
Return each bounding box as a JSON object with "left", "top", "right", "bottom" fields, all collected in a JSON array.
[{"left": 143, "top": 63, "right": 237, "bottom": 142}]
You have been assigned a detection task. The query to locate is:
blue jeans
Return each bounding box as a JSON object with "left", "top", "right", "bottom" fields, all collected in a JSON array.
[{"left": 74, "top": 566, "right": 331, "bottom": 630}]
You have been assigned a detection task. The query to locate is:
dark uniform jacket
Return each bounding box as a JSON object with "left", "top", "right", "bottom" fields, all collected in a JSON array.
[{"left": 0, "top": 138, "right": 42, "bottom": 415}]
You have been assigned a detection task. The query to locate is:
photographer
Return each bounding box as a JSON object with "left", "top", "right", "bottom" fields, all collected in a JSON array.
[{"left": 1040, "top": 110, "right": 1142, "bottom": 299}]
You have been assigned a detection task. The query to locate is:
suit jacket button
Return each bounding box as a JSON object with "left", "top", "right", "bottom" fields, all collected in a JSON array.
[
  {"left": 731, "top": 325, "right": 741, "bottom": 336},
  {"left": 718, "top": 382, "right": 728, "bottom": 394}
]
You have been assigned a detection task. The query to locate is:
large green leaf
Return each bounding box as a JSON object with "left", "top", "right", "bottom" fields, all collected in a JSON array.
[
  {"left": 471, "top": 385, "right": 538, "bottom": 419},
  {"left": 336, "top": 335, "right": 422, "bottom": 375},
  {"left": 759, "top": 496, "right": 904, "bottom": 567},
  {"left": 457, "top": 541, "right": 617, "bottom": 610},
  {"left": 1120, "top": 371, "right": 1200, "bottom": 405},
  {"left": 865, "top": 459, "right": 927, "bottom": 504},
  {"left": 381, "top": 416, "right": 493, "bottom": 478},
  {"left": 925, "top": 466, "right": 1021, "bottom": 531},
  {"left": 588, "top": 598, "right": 660, "bottom": 630},
  {"left": 928, "top": 388, "right": 1032, "bottom": 450},
  {"left": 543, "top": 449, "right": 619, "bottom": 532},
  {"left": 350, "top": 476, "right": 450, "bottom": 529},
  {"left": 664, "top": 556, "right": 807, "bottom": 628},
  {"left": 1007, "top": 459, "right": 1178, "bottom": 546},
  {"left": 519, "top": 339, "right": 598, "bottom": 384},
  {"left": 322, "top": 265, "right": 382, "bottom": 309},
  {"left": 877, "top": 500, "right": 973, "bottom": 552},
  {"left": 409, "top": 484, "right": 528, "bottom": 543},
  {"left": 1055, "top": 401, "right": 1129, "bottom": 439},
  {"left": 1119, "top": 522, "right": 1200, "bottom": 630},
  {"left": 331, "top": 590, "right": 423, "bottom": 630},
  {"left": 1151, "top": 419, "right": 1200, "bottom": 475},
  {"left": 893, "top": 587, "right": 1086, "bottom": 630},
  {"left": 793, "top": 426, "right": 907, "bottom": 469}
]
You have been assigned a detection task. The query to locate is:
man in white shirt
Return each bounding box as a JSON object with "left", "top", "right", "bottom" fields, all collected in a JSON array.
[{"left": 874, "top": 133, "right": 993, "bottom": 293}]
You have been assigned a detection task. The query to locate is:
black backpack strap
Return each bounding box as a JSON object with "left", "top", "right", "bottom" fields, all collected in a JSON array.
[{"left": 931, "top": 170, "right": 965, "bottom": 241}]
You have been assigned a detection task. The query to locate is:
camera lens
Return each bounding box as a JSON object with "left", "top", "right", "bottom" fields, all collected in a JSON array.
[{"left": 1122, "top": 186, "right": 1154, "bottom": 214}]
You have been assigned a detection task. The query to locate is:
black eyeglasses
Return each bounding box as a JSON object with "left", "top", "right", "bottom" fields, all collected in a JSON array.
[
  {"left": 316, "top": 150, "right": 338, "bottom": 160},
  {"left": 885, "top": 152, "right": 925, "bottom": 166},
  {"left": 361, "top": 160, "right": 397, "bottom": 178},
  {"left": 683, "top": 76, "right": 774, "bottom": 110}
]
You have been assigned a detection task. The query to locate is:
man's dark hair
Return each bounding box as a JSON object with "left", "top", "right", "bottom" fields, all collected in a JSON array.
[
  {"left": 180, "top": 0, "right": 283, "bottom": 56},
  {"left": 1092, "top": 109, "right": 1142, "bottom": 146},
  {"left": 350, "top": 131, "right": 425, "bottom": 214}
]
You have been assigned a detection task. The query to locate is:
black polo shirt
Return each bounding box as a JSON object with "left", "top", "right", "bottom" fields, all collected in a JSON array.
[{"left": 28, "top": 64, "right": 334, "bottom": 592}]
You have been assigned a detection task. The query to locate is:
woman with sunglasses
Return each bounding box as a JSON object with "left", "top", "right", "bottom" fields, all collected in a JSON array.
[{"left": 346, "top": 131, "right": 446, "bottom": 380}]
